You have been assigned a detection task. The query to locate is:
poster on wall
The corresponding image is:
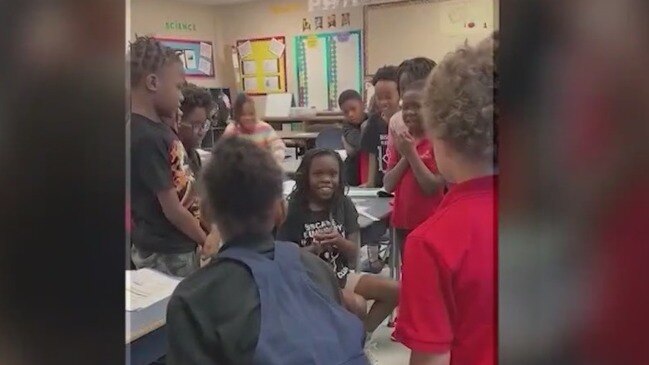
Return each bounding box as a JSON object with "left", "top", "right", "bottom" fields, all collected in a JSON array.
[
  {"left": 235, "top": 36, "right": 287, "bottom": 95},
  {"left": 155, "top": 37, "right": 215, "bottom": 77}
]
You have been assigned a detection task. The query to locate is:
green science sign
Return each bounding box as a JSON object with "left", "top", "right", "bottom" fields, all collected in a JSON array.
[{"left": 165, "top": 21, "right": 197, "bottom": 32}]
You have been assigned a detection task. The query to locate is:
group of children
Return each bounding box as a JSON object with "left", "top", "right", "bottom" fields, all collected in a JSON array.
[{"left": 129, "top": 30, "right": 496, "bottom": 365}]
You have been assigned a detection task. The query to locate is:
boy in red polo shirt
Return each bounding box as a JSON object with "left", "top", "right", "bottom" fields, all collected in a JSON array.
[
  {"left": 383, "top": 80, "right": 445, "bottom": 259},
  {"left": 394, "top": 34, "right": 497, "bottom": 365}
]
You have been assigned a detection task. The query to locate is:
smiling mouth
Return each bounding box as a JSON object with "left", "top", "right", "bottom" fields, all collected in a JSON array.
[{"left": 318, "top": 186, "right": 333, "bottom": 193}]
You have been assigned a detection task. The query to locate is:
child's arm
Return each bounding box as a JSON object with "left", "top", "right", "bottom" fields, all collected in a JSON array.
[
  {"left": 342, "top": 136, "right": 356, "bottom": 156},
  {"left": 157, "top": 188, "right": 207, "bottom": 246},
  {"left": 365, "top": 154, "right": 378, "bottom": 188},
  {"left": 266, "top": 128, "right": 287, "bottom": 165},
  {"left": 383, "top": 157, "right": 410, "bottom": 193}
]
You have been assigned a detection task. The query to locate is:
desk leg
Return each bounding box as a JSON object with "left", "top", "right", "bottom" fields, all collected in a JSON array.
[{"left": 388, "top": 226, "right": 397, "bottom": 325}]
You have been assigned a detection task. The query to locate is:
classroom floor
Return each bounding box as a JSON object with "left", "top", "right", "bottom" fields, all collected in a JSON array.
[
  {"left": 365, "top": 265, "right": 410, "bottom": 364},
  {"left": 370, "top": 321, "right": 410, "bottom": 364}
]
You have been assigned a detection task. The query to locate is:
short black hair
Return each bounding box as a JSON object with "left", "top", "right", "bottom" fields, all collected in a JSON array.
[
  {"left": 397, "top": 57, "right": 436, "bottom": 94},
  {"left": 337, "top": 89, "right": 362, "bottom": 108},
  {"left": 180, "top": 83, "right": 214, "bottom": 116},
  {"left": 371, "top": 65, "right": 398, "bottom": 86},
  {"left": 403, "top": 79, "right": 427, "bottom": 94},
  {"left": 128, "top": 36, "right": 182, "bottom": 87},
  {"left": 232, "top": 93, "right": 253, "bottom": 122},
  {"left": 202, "top": 137, "right": 283, "bottom": 229}
]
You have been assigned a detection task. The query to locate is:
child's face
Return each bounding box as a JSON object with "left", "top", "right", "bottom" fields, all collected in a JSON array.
[
  {"left": 341, "top": 99, "right": 364, "bottom": 125},
  {"left": 374, "top": 80, "right": 400, "bottom": 119},
  {"left": 402, "top": 89, "right": 423, "bottom": 136},
  {"left": 153, "top": 61, "right": 185, "bottom": 119},
  {"left": 309, "top": 154, "right": 340, "bottom": 202},
  {"left": 238, "top": 100, "right": 257, "bottom": 132},
  {"left": 179, "top": 107, "right": 209, "bottom": 149}
]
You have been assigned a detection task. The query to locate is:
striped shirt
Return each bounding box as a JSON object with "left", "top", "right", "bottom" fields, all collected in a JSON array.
[{"left": 223, "top": 121, "right": 286, "bottom": 165}]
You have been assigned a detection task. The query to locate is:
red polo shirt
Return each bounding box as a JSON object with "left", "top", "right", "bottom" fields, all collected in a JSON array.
[
  {"left": 389, "top": 138, "right": 444, "bottom": 230},
  {"left": 394, "top": 175, "right": 496, "bottom": 365}
]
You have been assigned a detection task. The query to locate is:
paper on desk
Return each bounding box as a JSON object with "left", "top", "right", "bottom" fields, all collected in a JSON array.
[
  {"left": 357, "top": 206, "right": 380, "bottom": 222},
  {"left": 126, "top": 268, "right": 181, "bottom": 311},
  {"left": 346, "top": 188, "right": 382, "bottom": 197}
]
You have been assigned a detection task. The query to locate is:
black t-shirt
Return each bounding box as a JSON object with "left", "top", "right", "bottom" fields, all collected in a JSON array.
[
  {"left": 276, "top": 195, "right": 360, "bottom": 285},
  {"left": 130, "top": 113, "right": 200, "bottom": 254},
  {"left": 360, "top": 113, "right": 389, "bottom": 187},
  {"left": 167, "top": 233, "right": 342, "bottom": 365}
]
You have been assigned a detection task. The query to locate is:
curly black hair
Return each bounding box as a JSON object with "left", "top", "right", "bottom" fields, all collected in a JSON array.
[
  {"left": 289, "top": 148, "right": 347, "bottom": 210},
  {"left": 202, "top": 137, "right": 283, "bottom": 230},
  {"left": 180, "top": 83, "right": 214, "bottom": 116},
  {"left": 396, "top": 57, "right": 436, "bottom": 94},
  {"left": 337, "top": 89, "right": 362, "bottom": 108},
  {"left": 371, "top": 65, "right": 398, "bottom": 86},
  {"left": 128, "top": 36, "right": 182, "bottom": 87}
]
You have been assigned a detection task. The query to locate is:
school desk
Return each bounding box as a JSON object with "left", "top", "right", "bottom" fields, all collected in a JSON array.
[
  {"left": 262, "top": 115, "right": 345, "bottom": 130},
  {"left": 125, "top": 288, "right": 170, "bottom": 365}
]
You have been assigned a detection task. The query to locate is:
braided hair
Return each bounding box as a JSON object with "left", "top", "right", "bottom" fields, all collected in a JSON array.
[
  {"left": 289, "top": 148, "right": 348, "bottom": 214},
  {"left": 396, "top": 57, "right": 436, "bottom": 95},
  {"left": 129, "top": 36, "right": 182, "bottom": 87}
]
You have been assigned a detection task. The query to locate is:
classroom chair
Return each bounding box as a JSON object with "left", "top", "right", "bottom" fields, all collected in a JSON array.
[{"left": 315, "top": 126, "right": 344, "bottom": 149}]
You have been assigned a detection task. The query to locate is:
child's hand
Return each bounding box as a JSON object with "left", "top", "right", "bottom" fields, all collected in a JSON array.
[
  {"left": 316, "top": 229, "right": 344, "bottom": 249},
  {"left": 395, "top": 131, "right": 416, "bottom": 157},
  {"left": 201, "top": 230, "right": 221, "bottom": 258}
]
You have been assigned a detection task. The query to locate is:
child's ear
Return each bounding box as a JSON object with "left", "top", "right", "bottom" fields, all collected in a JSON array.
[{"left": 145, "top": 73, "right": 158, "bottom": 92}]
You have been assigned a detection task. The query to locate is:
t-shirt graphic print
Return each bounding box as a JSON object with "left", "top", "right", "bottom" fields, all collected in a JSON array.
[{"left": 300, "top": 218, "right": 350, "bottom": 282}]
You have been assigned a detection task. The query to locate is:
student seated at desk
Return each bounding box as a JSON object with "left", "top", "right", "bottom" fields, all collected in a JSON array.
[
  {"left": 128, "top": 36, "right": 216, "bottom": 277},
  {"left": 338, "top": 89, "right": 369, "bottom": 186},
  {"left": 167, "top": 138, "right": 367, "bottom": 365},
  {"left": 222, "top": 93, "right": 286, "bottom": 165},
  {"left": 277, "top": 148, "right": 398, "bottom": 357}
]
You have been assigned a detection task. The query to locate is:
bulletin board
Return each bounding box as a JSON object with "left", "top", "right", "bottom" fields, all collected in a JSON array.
[
  {"left": 294, "top": 30, "right": 362, "bottom": 110},
  {"left": 363, "top": 0, "right": 496, "bottom": 75},
  {"left": 236, "top": 36, "right": 287, "bottom": 95},
  {"left": 155, "top": 37, "right": 215, "bottom": 77}
]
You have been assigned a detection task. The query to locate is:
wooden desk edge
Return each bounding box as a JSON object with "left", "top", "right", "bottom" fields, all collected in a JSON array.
[{"left": 125, "top": 317, "right": 166, "bottom": 345}]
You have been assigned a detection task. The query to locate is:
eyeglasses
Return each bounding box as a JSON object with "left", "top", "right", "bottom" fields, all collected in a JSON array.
[{"left": 180, "top": 119, "right": 211, "bottom": 133}]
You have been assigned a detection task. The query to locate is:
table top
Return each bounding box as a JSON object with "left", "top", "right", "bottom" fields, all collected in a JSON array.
[
  {"left": 262, "top": 115, "right": 345, "bottom": 124},
  {"left": 126, "top": 294, "right": 170, "bottom": 344},
  {"left": 277, "top": 131, "right": 319, "bottom": 140}
]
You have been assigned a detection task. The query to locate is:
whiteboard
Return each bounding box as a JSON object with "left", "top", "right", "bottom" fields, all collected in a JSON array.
[{"left": 364, "top": 0, "right": 497, "bottom": 75}]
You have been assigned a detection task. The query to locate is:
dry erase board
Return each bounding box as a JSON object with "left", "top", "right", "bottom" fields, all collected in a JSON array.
[
  {"left": 294, "top": 30, "right": 362, "bottom": 110},
  {"left": 363, "top": 0, "right": 497, "bottom": 75},
  {"left": 155, "top": 37, "right": 215, "bottom": 77}
]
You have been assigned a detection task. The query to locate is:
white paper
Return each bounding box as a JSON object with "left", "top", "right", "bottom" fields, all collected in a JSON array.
[
  {"left": 356, "top": 206, "right": 380, "bottom": 222},
  {"left": 264, "top": 76, "right": 280, "bottom": 90},
  {"left": 126, "top": 269, "right": 181, "bottom": 311},
  {"left": 243, "top": 77, "right": 258, "bottom": 91},
  {"left": 237, "top": 40, "right": 253, "bottom": 58},
  {"left": 269, "top": 38, "right": 285, "bottom": 57},
  {"left": 198, "top": 58, "right": 211, "bottom": 75},
  {"left": 282, "top": 179, "right": 296, "bottom": 196},
  {"left": 335, "top": 149, "right": 347, "bottom": 161},
  {"left": 264, "top": 93, "right": 293, "bottom": 117},
  {"left": 184, "top": 50, "right": 197, "bottom": 69},
  {"left": 346, "top": 188, "right": 383, "bottom": 197},
  {"left": 199, "top": 42, "right": 212, "bottom": 58},
  {"left": 263, "top": 59, "right": 279, "bottom": 73},
  {"left": 242, "top": 60, "right": 257, "bottom": 75}
]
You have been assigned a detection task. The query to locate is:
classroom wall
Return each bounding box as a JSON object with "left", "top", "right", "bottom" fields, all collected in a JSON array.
[
  {"left": 129, "top": 0, "right": 499, "bottom": 111},
  {"left": 218, "top": 0, "right": 365, "bottom": 113},
  {"left": 130, "top": 0, "right": 228, "bottom": 88}
]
